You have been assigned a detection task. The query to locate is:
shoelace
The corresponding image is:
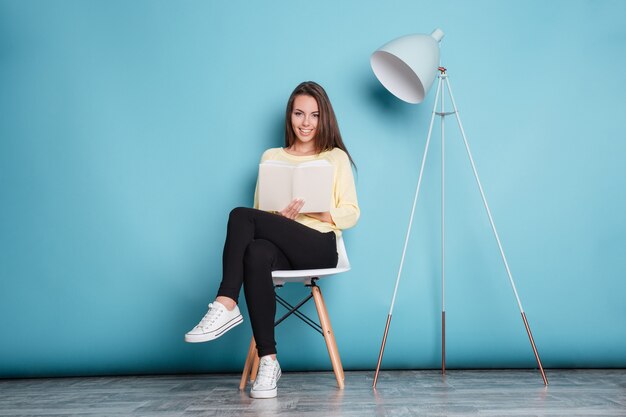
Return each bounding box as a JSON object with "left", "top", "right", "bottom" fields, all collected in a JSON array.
[
  {"left": 255, "top": 359, "right": 278, "bottom": 386},
  {"left": 198, "top": 303, "right": 223, "bottom": 328}
]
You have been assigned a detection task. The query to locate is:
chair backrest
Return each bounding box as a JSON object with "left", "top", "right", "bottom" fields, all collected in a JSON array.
[
  {"left": 334, "top": 235, "right": 350, "bottom": 270},
  {"left": 271, "top": 235, "right": 350, "bottom": 285}
]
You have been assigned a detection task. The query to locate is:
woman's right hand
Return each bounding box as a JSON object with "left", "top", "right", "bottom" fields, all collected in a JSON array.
[{"left": 279, "top": 199, "right": 305, "bottom": 220}]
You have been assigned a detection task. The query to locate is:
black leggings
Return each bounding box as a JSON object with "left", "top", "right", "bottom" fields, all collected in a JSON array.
[{"left": 217, "top": 207, "right": 338, "bottom": 357}]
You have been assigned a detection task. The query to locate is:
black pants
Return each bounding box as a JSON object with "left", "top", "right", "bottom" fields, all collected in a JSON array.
[{"left": 217, "top": 207, "right": 338, "bottom": 357}]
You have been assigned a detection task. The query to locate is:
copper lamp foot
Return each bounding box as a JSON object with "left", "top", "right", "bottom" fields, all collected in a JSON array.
[
  {"left": 373, "top": 314, "right": 392, "bottom": 389},
  {"left": 521, "top": 312, "right": 548, "bottom": 385}
]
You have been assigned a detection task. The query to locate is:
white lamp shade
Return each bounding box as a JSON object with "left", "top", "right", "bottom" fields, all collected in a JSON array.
[{"left": 371, "top": 29, "right": 444, "bottom": 104}]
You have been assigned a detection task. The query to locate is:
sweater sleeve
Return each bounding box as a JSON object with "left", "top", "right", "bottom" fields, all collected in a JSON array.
[
  {"left": 253, "top": 148, "right": 276, "bottom": 210},
  {"left": 253, "top": 181, "right": 260, "bottom": 210},
  {"left": 329, "top": 150, "right": 360, "bottom": 230}
]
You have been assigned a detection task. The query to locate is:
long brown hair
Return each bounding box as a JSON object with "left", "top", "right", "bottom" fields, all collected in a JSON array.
[{"left": 284, "top": 81, "right": 355, "bottom": 168}]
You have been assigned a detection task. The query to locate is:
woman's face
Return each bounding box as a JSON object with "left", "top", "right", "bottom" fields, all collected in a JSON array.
[{"left": 291, "top": 95, "right": 319, "bottom": 145}]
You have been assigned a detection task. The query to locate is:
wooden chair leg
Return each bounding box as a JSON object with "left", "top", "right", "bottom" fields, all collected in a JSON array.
[
  {"left": 251, "top": 353, "right": 260, "bottom": 381},
  {"left": 239, "top": 336, "right": 257, "bottom": 390},
  {"left": 311, "top": 285, "right": 345, "bottom": 389}
]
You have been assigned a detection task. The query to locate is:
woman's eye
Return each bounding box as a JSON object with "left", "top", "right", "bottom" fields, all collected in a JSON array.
[{"left": 312, "top": 113, "right": 319, "bottom": 119}]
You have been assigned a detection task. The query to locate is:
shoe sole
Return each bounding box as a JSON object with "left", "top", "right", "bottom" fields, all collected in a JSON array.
[
  {"left": 250, "top": 387, "right": 277, "bottom": 399},
  {"left": 184, "top": 314, "right": 243, "bottom": 343}
]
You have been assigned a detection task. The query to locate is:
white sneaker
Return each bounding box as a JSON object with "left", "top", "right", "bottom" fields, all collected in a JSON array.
[
  {"left": 250, "top": 356, "right": 281, "bottom": 399},
  {"left": 184, "top": 301, "right": 243, "bottom": 343}
]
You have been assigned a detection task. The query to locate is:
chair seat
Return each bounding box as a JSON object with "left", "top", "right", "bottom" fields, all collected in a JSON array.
[
  {"left": 271, "top": 235, "right": 350, "bottom": 285},
  {"left": 272, "top": 266, "right": 350, "bottom": 285}
]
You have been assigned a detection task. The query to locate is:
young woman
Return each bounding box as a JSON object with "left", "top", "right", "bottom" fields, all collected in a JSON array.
[{"left": 184, "top": 81, "right": 359, "bottom": 399}]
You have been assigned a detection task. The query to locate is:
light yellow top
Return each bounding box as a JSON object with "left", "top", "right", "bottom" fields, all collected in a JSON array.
[{"left": 253, "top": 147, "right": 360, "bottom": 236}]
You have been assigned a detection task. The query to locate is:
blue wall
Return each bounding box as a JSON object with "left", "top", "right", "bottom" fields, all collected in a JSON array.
[{"left": 1, "top": 0, "right": 625, "bottom": 377}]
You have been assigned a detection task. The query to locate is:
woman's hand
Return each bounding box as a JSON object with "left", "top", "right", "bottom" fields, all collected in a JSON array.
[
  {"left": 279, "top": 200, "right": 335, "bottom": 225},
  {"left": 279, "top": 199, "right": 305, "bottom": 220},
  {"left": 305, "top": 211, "right": 335, "bottom": 225}
]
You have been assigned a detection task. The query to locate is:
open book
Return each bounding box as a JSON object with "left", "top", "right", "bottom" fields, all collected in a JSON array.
[{"left": 258, "top": 160, "right": 334, "bottom": 213}]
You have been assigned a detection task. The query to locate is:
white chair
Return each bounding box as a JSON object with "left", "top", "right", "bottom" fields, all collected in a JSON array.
[{"left": 239, "top": 236, "right": 350, "bottom": 390}]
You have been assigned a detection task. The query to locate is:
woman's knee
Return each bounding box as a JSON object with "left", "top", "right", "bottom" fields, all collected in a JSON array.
[
  {"left": 228, "top": 207, "right": 254, "bottom": 224},
  {"left": 229, "top": 206, "right": 252, "bottom": 218}
]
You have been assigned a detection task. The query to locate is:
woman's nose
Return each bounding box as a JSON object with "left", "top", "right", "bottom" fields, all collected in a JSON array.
[{"left": 302, "top": 116, "right": 311, "bottom": 126}]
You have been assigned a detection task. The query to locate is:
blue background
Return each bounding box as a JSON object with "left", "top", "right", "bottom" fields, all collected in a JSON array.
[{"left": 1, "top": 0, "right": 625, "bottom": 378}]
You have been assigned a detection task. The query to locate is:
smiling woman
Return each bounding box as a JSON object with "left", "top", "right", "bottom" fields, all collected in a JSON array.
[{"left": 183, "top": 81, "right": 360, "bottom": 399}]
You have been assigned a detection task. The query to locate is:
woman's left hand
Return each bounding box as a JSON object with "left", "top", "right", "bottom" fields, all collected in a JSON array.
[{"left": 305, "top": 211, "right": 335, "bottom": 225}]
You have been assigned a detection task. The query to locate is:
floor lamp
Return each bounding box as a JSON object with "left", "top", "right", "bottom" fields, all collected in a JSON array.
[{"left": 369, "top": 29, "right": 548, "bottom": 388}]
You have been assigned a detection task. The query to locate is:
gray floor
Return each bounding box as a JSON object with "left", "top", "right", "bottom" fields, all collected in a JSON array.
[{"left": 0, "top": 369, "right": 624, "bottom": 416}]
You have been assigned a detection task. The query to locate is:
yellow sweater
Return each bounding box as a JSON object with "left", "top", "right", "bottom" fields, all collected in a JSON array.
[{"left": 253, "top": 147, "right": 360, "bottom": 236}]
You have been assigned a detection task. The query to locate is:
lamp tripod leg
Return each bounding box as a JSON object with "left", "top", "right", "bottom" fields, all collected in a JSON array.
[
  {"left": 373, "top": 314, "right": 392, "bottom": 388},
  {"left": 522, "top": 312, "right": 549, "bottom": 385},
  {"left": 444, "top": 76, "right": 548, "bottom": 385},
  {"left": 441, "top": 311, "right": 446, "bottom": 374},
  {"left": 440, "top": 71, "right": 446, "bottom": 376},
  {"left": 372, "top": 77, "right": 443, "bottom": 389}
]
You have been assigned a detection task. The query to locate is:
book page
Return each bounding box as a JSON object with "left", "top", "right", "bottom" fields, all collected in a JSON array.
[
  {"left": 258, "top": 162, "right": 294, "bottom": 211},
  {"left": 292, "top": 160, "right": 333, "bottom": 213}
]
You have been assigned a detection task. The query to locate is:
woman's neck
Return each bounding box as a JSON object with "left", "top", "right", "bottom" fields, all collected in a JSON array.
[{"left": 286, "top": 143, "right": 317, "bottom": 156}]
